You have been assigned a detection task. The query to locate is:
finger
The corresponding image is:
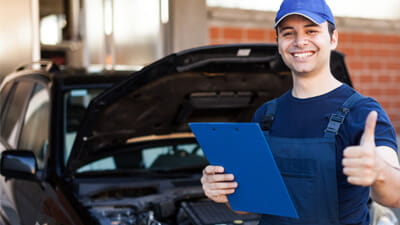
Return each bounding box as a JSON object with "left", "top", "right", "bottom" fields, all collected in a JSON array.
[
  {"left": 203, "top": 173, "right": 235, "bottom": 183},
  {"left": 360, "top": 111, "right": 377, "bottom": 148},
  {"left": 343, "top": 166, "right": 376, "bottom": 177},
  {"left": 343, "top": 166, "right": 368, "bottom": 176},
  {"left": 205, "top": 188, "right": 236, "bottom": 197},
  {"left": 343, "top": 146, "right": 364, "bottom": 158},
  {"left": 343, "top": 147, "right": 374, "bottom": 159},
  {"left": 203, "top": 165, "right": 224, "bottom": 175},
  {"left": 203, "top": 182, "right": 237, "bottom": 203},
  {"left": 347, "top": 176, "right": 375, "bottom": 187},
  {"left": 342, "top": 157, "right": 375, "bottom": 169},
  {"left": 342, "top": 158, "right": 360, "bottom": 168},
  {"left": 343, "top": 167, "right": 359, "bottom": 177},
  {"left": 205, "top": 181, "right": 238, "bottom": 190}
]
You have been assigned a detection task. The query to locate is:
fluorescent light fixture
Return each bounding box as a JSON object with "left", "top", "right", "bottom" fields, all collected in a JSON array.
[
  {"left": 161, "top": 0, "right": 169, "bottom": 24},
  {"left": 104, "top": 0, "right": 113, "bottom": 35},
  {"left": 40, "top": 14, "right": 61, "bottom": 45},
  {"left": 32, "top": 0, "right": 40, "bottom": 62}
]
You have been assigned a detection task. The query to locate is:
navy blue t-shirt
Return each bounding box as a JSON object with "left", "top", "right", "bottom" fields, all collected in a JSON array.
[{"left": 252, "top": 84, "right": 397, "bottom": 225}]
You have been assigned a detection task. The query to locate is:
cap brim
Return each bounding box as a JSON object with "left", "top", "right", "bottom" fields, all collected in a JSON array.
[{"left": 274, "top": 11, "right": 326, "bottom": 28}]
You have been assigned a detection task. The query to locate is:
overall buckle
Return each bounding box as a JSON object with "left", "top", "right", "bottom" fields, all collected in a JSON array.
[{"left": 325, "top": 113, "right": 345, "bottom": 134}]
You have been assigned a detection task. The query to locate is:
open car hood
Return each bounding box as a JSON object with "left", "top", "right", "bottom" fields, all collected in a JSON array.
[{"left": 67, "top": 44, "right": 352, "bottom": 173}]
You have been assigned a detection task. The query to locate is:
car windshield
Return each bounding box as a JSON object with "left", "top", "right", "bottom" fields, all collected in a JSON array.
[
  {"left": 76, "top": 143, "right": 208, "bottom": 173},
  {"left": 64, "top": 88, "right": 105, "bottom": 164},
  {"left": 64, "top": 88, "right": 208, "bottom": 173}
]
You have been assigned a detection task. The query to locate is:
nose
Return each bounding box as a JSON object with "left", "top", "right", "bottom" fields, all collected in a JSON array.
[{"left": 294, "top": 34, "right": 308, "bottom": 47}]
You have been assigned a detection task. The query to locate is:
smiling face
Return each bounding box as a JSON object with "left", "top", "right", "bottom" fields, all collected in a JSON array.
[{"left": 277, "top": 15, "right": 338, "bottom": 78}]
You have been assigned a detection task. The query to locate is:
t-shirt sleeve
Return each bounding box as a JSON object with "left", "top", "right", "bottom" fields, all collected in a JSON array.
[
  {"left": 251, "top": 102, "right": 268, "bottom": 123},
  {"left": 345, "top": 97, "right": 398, "bottom": 152}
]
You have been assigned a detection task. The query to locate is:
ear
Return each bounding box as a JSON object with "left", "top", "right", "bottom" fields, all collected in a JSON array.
[
  {"left": 278, "top": 44, "right": 282, "bottom": 55},
  {"left": 330, "top": 30, "right": 338, "bottom": 50},
  {"left": 277, "top": 38, "right": 283, "bottom": 55}
]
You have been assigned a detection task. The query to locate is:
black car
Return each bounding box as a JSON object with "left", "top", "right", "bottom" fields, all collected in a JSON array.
[{"left": 0, "top": 44, "right": 397, "bottom": 225}]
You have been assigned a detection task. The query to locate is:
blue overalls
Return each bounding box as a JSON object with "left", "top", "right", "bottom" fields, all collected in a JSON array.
[{"left": 258, "top": 92, "right": 364, "bottom": 225}]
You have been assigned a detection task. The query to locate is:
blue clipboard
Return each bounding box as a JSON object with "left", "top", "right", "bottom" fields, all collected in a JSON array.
[{"left": 189, "top": 122, "right": 298, "bottom": 218}]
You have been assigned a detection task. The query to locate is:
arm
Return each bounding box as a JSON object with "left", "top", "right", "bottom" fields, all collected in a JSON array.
[
  {"left": 371, "top": 146, "right": 400, "bottom": 207},
  {"left": 342, "top": 111, "right": 400, "bottom": 207}
]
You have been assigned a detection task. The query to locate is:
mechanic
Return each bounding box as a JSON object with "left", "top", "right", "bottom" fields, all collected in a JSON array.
[{"left": 200, "top": 0, "right": 400, "bottom": 224}]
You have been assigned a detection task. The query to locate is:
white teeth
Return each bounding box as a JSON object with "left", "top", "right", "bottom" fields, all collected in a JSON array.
[{"left": 293, "top": 52, "right": 313, "bottom": 58}]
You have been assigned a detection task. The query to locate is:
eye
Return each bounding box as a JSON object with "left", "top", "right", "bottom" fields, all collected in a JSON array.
[
  {"left": 281, "top": 31, "right": 293, "bottom": 37},
  {"left": 307, "top": 30, "right": 318, "bottom": 35}
]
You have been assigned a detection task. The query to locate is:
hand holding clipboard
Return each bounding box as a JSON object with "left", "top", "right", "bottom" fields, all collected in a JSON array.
[{"left": 190, "top": 122, "right": 298, "bottom": 218}]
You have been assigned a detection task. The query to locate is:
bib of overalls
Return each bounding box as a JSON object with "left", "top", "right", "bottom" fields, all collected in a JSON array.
[{"left": 258, "top": 92, "right": 364, "bottom": 225}]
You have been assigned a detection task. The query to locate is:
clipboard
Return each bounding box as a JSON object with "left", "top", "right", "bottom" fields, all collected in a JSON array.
[{"left": 189, "top": 122, "right": 298, "bottom": 218}]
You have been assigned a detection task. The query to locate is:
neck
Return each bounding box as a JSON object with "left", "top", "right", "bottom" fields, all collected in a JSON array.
[{"left": 291, "top": 70, "right": 342, "bottom": 99}]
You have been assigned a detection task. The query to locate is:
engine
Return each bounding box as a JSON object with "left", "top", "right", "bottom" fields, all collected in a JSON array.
[{"left": 84, "top": 186, "right": 260, "bottom": 225}]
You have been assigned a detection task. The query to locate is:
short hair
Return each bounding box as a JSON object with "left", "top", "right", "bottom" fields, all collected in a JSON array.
[{"left": 327, "top": 21, "right": 336, "bottom": 37}]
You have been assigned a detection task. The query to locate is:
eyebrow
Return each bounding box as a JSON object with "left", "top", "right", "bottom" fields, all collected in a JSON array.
[
  {"left": 278, "top": 23, "right": 320, "bottom": 33},
  {"left": 304, "top": 23, "right": 320, "bottom": 28}
]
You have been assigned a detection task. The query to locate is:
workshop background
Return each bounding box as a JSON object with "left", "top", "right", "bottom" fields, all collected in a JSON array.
[{"left": 0, "top": 0, "right": 400, "bottom": 131}]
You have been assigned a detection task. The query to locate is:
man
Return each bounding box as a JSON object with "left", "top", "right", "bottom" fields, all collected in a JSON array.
[{"left": 200, "top": 0, "right": 400, "bottom": 224}]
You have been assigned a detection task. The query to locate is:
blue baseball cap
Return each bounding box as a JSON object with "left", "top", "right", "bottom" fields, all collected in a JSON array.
[{"left": 274, "top": 0, "right": 335, "bottom": 28}]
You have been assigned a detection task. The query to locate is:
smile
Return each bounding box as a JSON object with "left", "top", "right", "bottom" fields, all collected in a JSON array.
[{"left": 292, "top": 51, "right": 314, "bottom": 58}]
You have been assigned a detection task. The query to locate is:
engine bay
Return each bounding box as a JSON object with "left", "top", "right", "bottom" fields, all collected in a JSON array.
[{"left": 76, "top": 176, "right": 260, "bottom": 225}]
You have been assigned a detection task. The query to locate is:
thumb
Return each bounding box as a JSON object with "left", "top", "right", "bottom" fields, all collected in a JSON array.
[{"left": 360, "top": 111, "right": 377, "bottom": 148}]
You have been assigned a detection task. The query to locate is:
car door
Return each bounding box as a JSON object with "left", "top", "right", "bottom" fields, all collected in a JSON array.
[
  {"left": 13, "top": 82, "right": 51, "bottom": 225},
  {"left": 13, "top": 80, "right": 77, "bottom": 225},
  {"left": 0, "top": 79, "right": 35, "bottom": 225}
]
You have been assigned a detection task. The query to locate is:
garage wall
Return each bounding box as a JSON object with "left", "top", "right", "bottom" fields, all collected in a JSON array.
[
  {"left": 170, "top": 0, "right": 208, "bottom": 53},
  {"left": 0, "top": 0, "right": 40, "bottom": 77},
  {"left": 208, "top": 7, "right": 400, "bottom": 133}
]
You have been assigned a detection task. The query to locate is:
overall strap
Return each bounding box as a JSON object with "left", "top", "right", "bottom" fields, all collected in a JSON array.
[
  {"left": 324, "top": 92, "right": 365, "bottom": 138},
  {"left": 261, "top": 99, "right": 278, "bottom": 131}
]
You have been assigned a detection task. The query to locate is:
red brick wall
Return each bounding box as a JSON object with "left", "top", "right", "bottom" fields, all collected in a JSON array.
[{"left": 209, "top": 26, "right": 400, "bottom": 132}]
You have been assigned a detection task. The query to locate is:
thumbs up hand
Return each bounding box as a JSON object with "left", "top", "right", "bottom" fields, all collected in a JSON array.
[{"left": 342, "top": 111, "right": 385, "bottom": 186}]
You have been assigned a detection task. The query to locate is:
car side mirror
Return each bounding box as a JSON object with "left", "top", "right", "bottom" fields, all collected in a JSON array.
[{"left": 0, "top": 150, "right": 38, "bottom": 181}]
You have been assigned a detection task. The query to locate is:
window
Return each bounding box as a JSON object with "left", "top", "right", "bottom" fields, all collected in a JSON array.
[
  {"left": 64, "top": 88, "right": 106, "bottom": 164},
  {"left": 144, "top": 144, "right": 207, "bottom": 170},
  {"left": 0, "top": 82, "right": 14, "bottom": 118},
  {"left": 19, "top": 84, "right": 50, "bottom": 169},
  {"left": 77, "top": 143, "right": 208, "bottom": 173},
  {"left": 1, "top": 81, "right": 34, "bottom": 148}
]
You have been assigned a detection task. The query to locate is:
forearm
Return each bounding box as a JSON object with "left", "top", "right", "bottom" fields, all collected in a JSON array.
[{"left": 371, "top": 147, "right": 400, "bottom": 207}]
